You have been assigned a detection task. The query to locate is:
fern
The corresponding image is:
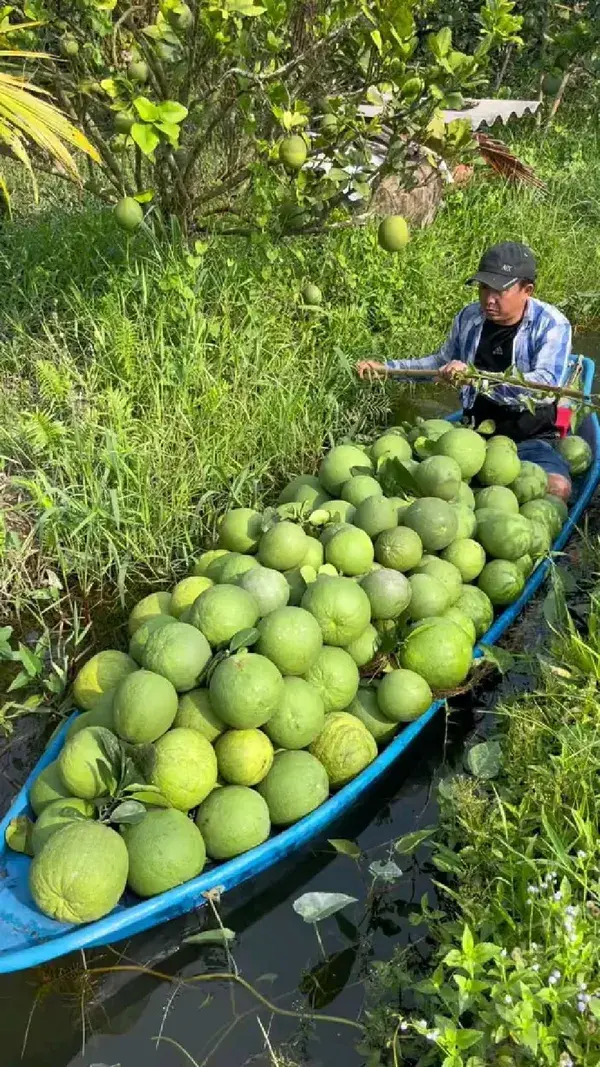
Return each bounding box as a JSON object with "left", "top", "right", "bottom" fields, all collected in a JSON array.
[
  {"left": 35, "top": 359, "right": 73, "bottom": 404},
  {"left": 19, "top": 410, "right": 67, "bottom": 455}
]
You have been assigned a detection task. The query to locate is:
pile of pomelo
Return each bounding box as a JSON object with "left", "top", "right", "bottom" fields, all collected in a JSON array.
[{"left": 18, "top": 421, "right": 591, "bottom": 925}]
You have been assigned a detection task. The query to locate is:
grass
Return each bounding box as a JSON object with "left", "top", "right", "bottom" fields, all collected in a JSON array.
[{"left": 2, "top": 113, "right": 600, "bottom": 617}]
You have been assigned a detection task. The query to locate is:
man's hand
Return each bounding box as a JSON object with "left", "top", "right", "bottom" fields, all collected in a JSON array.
[
  {"left": 438, "top": 360, "right": 468, "bottom": 380},
  {"left": 356, "top": 360, "right": 387, "bottom": 379}
]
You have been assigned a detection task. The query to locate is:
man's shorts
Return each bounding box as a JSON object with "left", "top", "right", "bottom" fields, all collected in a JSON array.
[{"left": 516, "top": 438, "right": 571, "bottom": 480}]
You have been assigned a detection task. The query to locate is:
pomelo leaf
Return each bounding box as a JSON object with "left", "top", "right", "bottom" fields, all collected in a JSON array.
[
  {"left": 293, "top": 892, "right": 358, "bottom": 923},
  {"left": 308, "top": 509, "right": 330, "bottom": 526},
  {"left": 110, "top": 799, "right": 147, "bottom": 824},
  {"left": 129, "top": 790, "right": 170, "bottom": 807},
  {"left": 369, "top": 859, "right": 402, "bottom": 883},
  {"left": 5, "top": 815, "right": 34, "bottom": 855},
  {"left": 466, "top": 740, "right": 502, "bottom": 780},
  {"left": 394, "top": 827, "right": 436, "bottom": 854},
  {"left": 184, "top": 928, "right": 236, "bottom": 945},
  {"left": 328, "top": 838, "right": 361, "bottom": 860},
  {"left": 229, "top": 627, "right": 260, "bottom": 652},
  {"left": 131, "top": 123, "right": 160, "bottom": 157},
  {"left": 133, "top": 96, "right": 159, "bottom": 121},
  {"left": 477, "top": 645, "right": 515, "bottom": 674}
]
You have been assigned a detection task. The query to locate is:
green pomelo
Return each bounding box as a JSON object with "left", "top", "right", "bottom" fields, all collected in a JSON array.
[
  {"left": 301, "top": 577, "right": 371, "bottom": 647},
  {"left": 128, "top": 591, "right": 173, "bottom": 636},
  {"left": 529, "top": 519, "right": 552, "bottom": 558},
  {"left": 195, "top": 785, "right": 271, "bottom": 859},
  {"left": 29, "top": 821, "right": 128, "bottom": 924},
  {"left": 73, "top": 650, "right": 137, "bottom": 711},
  {"left": 143, "top": 622, "right": 212, "bottom": 691},
  {"left": 477, "top": 444, "right": 521, "bottom": 487},
  {"left": 451, "top": 502, "right": 477, "bottom": 539},
  {"left": 320, "top": 521, "right": 352, "bottom": 548},
  {"left": 279, "top": 134, "right": 307, "bottom": 169},
  {"left": 263, "top": 676, "right": 325, "bottom": 749},
  {"left": 347, "top": 687, "right": 397, "bottom": 743},
  {"left": 310, "top": 711, "right": 377, "bottom": 788},
  {"left": 256, "top": 607, "right": 323, "bottom": 675},
  {"left": 455, "top": 586, "right": 494, "bottom": 639},
  {"left": 29, "top": 760, "right": 73, "bottom": 816},
  {"left": 353, "top": 495, "right": 398, "bottom": 539},
  {"left": 341, "top": 475, "right": 383, "bottom": 508},
  {"left": 114, "top": 196, "right": 143, "bottom": 232},
  {"left": 377, "top": 215, "right": 409, "bottom": 253},
  {"left": 174, "top": 688, "right": 224, "bottom": 742},
  {"left": 258, "top": 751, "right": 329, "bottom": 826},
  {"left": 319, "top": 444, "right": 373, "bottom": 495},
  {"left": 258, "top": 521, "right": 308, "bottom": 571},
  {"left": 149, "top": 728, "right": 218, "bottom": 810},
  {"left": 510, "top": 461, "right": 548, "bottom": 504},
  {"left": 375, "top": 525, "right": 423, "bottom": 571},
  {"left": 209, "top": 652, "right": 284, "bottom": 727},
  {"left": 520, "top": 499, "right": 561, "bottom": 538},
  {"left": 59, "top": 726, "right": 120, "bottom": 799},
  {"left": 400, "top": 620, "right": 472, "bottom": 690},
  {"left": 370, "top": 433, "right": 412, "bottom": 463},
  {"left": 407, "top": 573, "right": 449, "bottom": 620},
  {"left": 455, "top": 482, "right": 476, "bottom": 509},
  {"left": 413, "top": 556, "right": 462, "bottom": 605},
  {"left": 170, "top": 576, "right": 213, "bottom": 618},
  {"left": 320, "top": 500, "right": 357, "bottom": 523},
  {"left": 192, "top": 548, "right": 229, "bottom": 578},
  {"left": 278, "top": 474, "right": 322, "bottom": 505},
  {"left": 544, "top": 494, "right": 569, "bottom": 524},
  {"left": 31, "top": 797, "right": 94, "bottom": 855},
  {"left": 487, "top": 435, "right": 518, "bottom": 452},
  {"left": 515, "top": 553, "right": 534, "bottom": 578},
  {"left": 215, "top": 729, "right": 274, "bottom": 786},
  {"left": 325, "top": 526, "right": 375, "bottom": 575},
  {"left": 345, "top": 624, "right": 381, "bottom": 667},
  {"left": 434, "top": 427, "right": 486, "bottom": 479},
  {"left": 376, "top": 668, "right": 433, "bottom": 722},
  {"left": 128, "top": 59, "right": 149, "bottom": 82},
  {"left": 218, "top": 553, "right": 260, "bottom": 584},
  {"left": 301, "top": 537, "right": 325, "bottom": 570},
  {"left": 124, "top": 808, "right": 206, "bottom": 898},
  {"left": 67, "top": 692, "right": 115, "bottom": 739},
  {"left": 283, "top": 566, "right": 311, "bottom": 606},
  {"left": 239, "top": 565, "right": 290, "bottom": 615},
  {"left": 402, "top": 498, "right": 458, "bottom": 552},
  {"left": 557, "top": 435, "right": 592, "bottom": 475},
  {"left": 189, "top": 584, "right": 259, "bottom": 647},
  {"left": 282, "top": 482, "right": 329, "bottom": 510},
  {"left": 360, "top": 568, "right": 411, "bottom": 619},
  {"left": 441, "top": 538, "right": 486, "bottom": 582},
  {"left": 387, "top": 495, "right": 416, "bottom": 519},
  {"left": 476, "top": 512, "right": 533, "bottom": 561},
  {"left": 304, "top": 646, "right": 360, "bottom": 713},
  {"left": 129, "top": 614, "right": 175, "bottom": 665},
  {"left": 113, "top": 669, "right": 178, "bottom": 744},
  {"left": 415, "top": 455, "right": 462, "bottom": 502},
  {"left": 408, "top": 419, "right": 452, "bottom": 443},
  {"left": 475, "top": 485, "right": 519, "bottom": 514},
  {"left": 478, "top": 560, "right": 525, "bottom": 605},
  {"left": 442, "top": 607, "right": 477, "bottom": 644},
  {"left": 218, "top": 507, "right": 262, "bottom": 553}
]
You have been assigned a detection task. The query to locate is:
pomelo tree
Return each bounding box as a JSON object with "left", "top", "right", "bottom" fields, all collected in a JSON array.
[{"left": 15, "top": 0, "right": 521, "bottom": 234}]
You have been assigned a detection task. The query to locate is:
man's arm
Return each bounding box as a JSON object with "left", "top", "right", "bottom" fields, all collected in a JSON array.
[
  {"left": 357, "top": 312, "right": 463, "bottom": 378},
  {"left": 491, "top": 316, "right": 572, "bottom": 405}
]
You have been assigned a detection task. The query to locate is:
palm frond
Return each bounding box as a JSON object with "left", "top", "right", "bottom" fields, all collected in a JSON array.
[{"left": 475, "top": 132, "right": 547, "bottom": 192}]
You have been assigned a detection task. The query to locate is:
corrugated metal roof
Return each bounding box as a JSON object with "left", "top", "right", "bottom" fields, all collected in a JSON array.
[{"left": 357, "top": 97, "right": 542, "bottom": 129}]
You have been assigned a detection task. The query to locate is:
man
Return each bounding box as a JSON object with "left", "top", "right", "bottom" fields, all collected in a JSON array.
[{"left": 357, "top": 241, "right": 573, "bottom": 500}]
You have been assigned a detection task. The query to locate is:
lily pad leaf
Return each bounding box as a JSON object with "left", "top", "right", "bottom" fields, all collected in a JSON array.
[
  {"left": 293, "top": 891, "right": 358, "bottom": 923},
  {"left": 369, "top": 859, "right": 402, "bottom": 883},
  {"left": 466, "top": 740, "right": 502, "bottom": 780}
]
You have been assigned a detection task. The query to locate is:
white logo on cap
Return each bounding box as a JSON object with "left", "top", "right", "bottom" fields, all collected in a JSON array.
[{"left": 502, "top": 263, "right": 512, "bottom": 272}]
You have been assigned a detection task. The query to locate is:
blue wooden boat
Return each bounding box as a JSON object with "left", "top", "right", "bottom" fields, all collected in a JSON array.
[{"left": 1, "top": 355, "right": 598, "bottom": 975}]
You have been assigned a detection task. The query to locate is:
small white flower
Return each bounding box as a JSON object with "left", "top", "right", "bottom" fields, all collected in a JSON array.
[
  {"left": 532, "top": 963, "right": 540, "bottom": 972},
  {"left": 427, "top": 1029, "right": 440, "bottom": 1042},
  {"left": 552, "top": 969, "right": 562, "bottom": 978},
  {"left": 549, "top": 871, "right": 557, "bottom": 880},
  {"left": 549, "top": 975, "right": 558, "bottom": 985},
  {"left": 418, "top": 1019, "right": 427, "bottom": 1029},
  {"left": 554, "top": 891, "right": 563, "bottom": 901},
  {"left": 566, "top": 905, "right": 578, "bottom": 916},
  {"left": 400, "top": 1021, "right": 408, "bottom": 1032},
  {"left": 527, "top": 884, "right": 539, "bottom": 895},
  {"left": 580, "top": 982, "right": 588, "bottom": 991},
  {"left": 500, "top": 948, "right": 508, "bottom": 958},
  {"left": 577, "top": 850, "right": 587, "bottom": 859},
  {"left": 504, "top": 994, "right": 513, "bottom": 1004}
]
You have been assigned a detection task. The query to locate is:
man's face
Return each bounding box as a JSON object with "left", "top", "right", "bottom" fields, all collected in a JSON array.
[{"left": 478, "top": 281, "right": 533, "bottom": 324}]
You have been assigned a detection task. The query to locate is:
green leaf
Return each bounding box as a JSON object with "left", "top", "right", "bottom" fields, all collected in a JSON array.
[
  {"left": 110, "top": 799, "right": 147, "bottom": 825},
  {"left": 370, "top": 28, "right": 383, "bottom": 54},
  {"left": 131, "top": 123, "right": 160, "bottom": 156},
  {"left": 428, "top": 26, "right": 452, "bottom": 60},
  {"left": 8, "top": 669, "right": 31, "bottom": 692},
  {"left": 328, "top": 838, "right": 361, "bottom": 860},
  {"left": 155, "top": 121, "right": 181, "bottom": 145},
  {"left": 477, "top": 645, "right": 515, "bottom": 674},
  {"left": 293, "top": 892, "right": 357, "bottom": 923},
  {"left": 225, "top": 0, "right": 266, "bottom": 14},
  {"left": 369, "top": 859, "right": 402, "bottom": 883},
  {"left": 133, "top": 96, "right": 160, "bottom": 122},
  {"left": 5, "top": 815, "right": 34, "bottom": 855},
  {"left": 183, "top": 928, "right": 236, "bottom": 945},
  {"left": 100, "top": 77, "right": 119, "bottom": 99},
  {"left": 134, "top": 189, "right": 155, "bottom": 203},
  {"left": 157, "top": 100, "right": 188, "bottom": 124},
  {"left": 229, "top": 627, "right": 260, "bottom": 652},
  {"left": 394, "top": 828, "right": 436, "bottom": 854},
  {"left": 128, "top": 790, "right": 170, "bottom": 807},
  {"left": 466, "top": 741, "right": 502, "bottom": 780}
]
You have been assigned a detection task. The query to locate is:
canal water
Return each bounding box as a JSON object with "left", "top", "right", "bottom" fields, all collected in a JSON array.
[{"left": 1, "top": 333, "right": 599, "bottom": 1067}]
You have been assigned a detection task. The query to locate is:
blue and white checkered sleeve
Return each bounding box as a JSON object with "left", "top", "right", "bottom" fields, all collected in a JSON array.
[
  {"left": 493, "top": 315, "right": 572, "bottom": 404},
  {"left": 385, "top": 312, "right": 462, "bottom": 371}
]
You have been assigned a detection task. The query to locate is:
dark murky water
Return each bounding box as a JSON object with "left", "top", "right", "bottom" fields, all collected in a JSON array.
[{"left": 1, "top": 334, "right": 599, "bottom": 1067}]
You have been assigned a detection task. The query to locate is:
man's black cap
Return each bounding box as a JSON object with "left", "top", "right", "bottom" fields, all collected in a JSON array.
[{"left": 467, "top": 241, "right": 537, "bottom": 291}]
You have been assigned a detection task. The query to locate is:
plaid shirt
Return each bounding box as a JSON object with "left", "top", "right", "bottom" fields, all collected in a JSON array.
[{"left": 385, "top": 297, "right": 572, "bottom": 409}]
